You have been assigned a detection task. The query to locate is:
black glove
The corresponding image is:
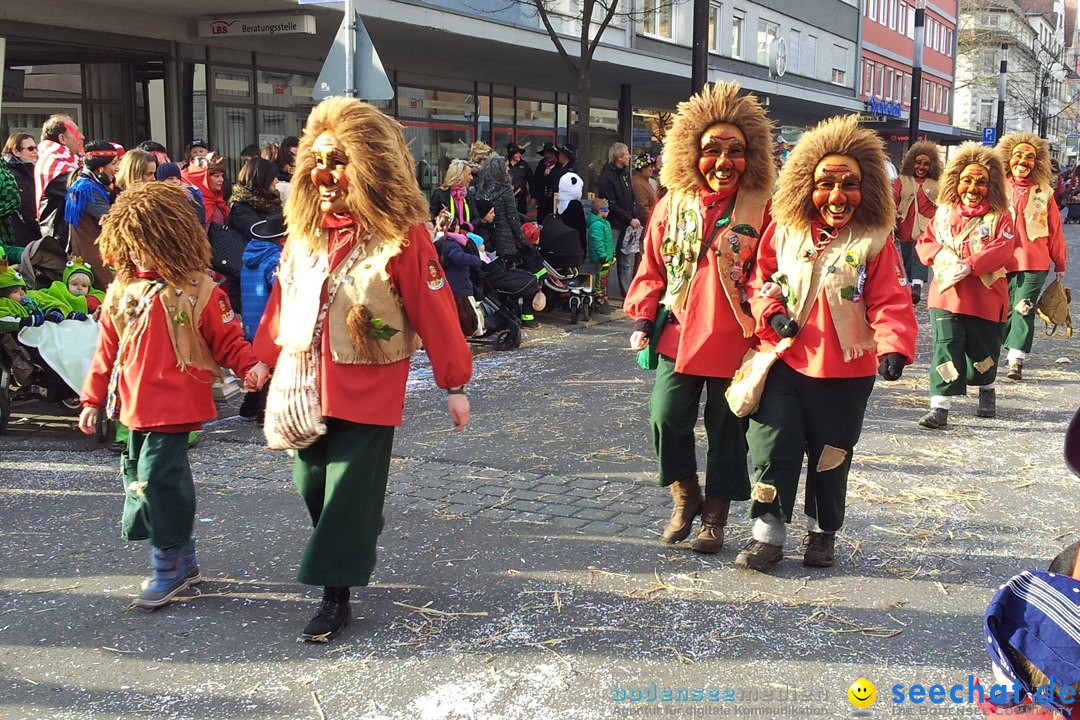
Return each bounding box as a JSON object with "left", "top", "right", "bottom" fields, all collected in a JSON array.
[
  {"left": 44, "top": 309, "right": 64, "bottom": 323},
  {"left": 769, "top": 313, "right": 799, "bottom": 338},
  {"left": 67, "top": 311, "right": 89, "bottom": 321},
  {"left": 877, "top": 352, "right": 906, "bottom": 381},
  {"left": 19, "top": 308, "right": 45, "bottom": 328}
]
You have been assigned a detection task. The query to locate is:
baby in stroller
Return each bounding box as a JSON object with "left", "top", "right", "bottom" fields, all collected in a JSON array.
[{"left": 537, "top": 172, "right": 595, "bottom": 323}]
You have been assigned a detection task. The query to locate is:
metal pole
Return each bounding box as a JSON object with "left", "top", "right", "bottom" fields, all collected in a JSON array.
[
  {"left": 908, "top": 0, "right": 925, "bottom": 151},
  {"left": 1039, "top": 82, "right": 1049, "bottom": 137},
  {"left": 996, "top": 43, "right": 1008, "bottom": 141},
  {"left": 345, "top": 0, "right": 356, "bottom": 98},
  {"left": 690, "top": 0, "right": 709, "bottom": 94}
]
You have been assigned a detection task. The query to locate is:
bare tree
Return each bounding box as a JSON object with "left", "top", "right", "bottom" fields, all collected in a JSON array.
[{"left": 512, "top": 0, "right": 685, "bottom": 181}]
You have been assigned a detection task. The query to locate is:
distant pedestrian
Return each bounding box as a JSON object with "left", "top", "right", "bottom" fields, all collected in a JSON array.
[
  {"left": 893, "top": 140, "right": 942, "bottom": 304},
  {"left": 66, "top": 140, "right": 123, "bottom": 291},
  {"left": 506, "top": 143, "right": 532, "bottom": 217},
  {"left": 2, "top": 132, "right": 42, "bottom": 248},
  {"left": 596, "top": 142, "right": 639, "bottom": 300},
  {"left": 35, "top": 114, "right": 84, "bottom": 245}
]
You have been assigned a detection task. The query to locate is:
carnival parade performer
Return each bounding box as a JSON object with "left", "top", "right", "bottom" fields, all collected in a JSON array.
[
  {"left": 996, "top": 132, "right": 1067, "bottom": 382},
  {"left": 893, "top": 140, "right": 942, "bottom": 304},
  {"left": 625, "top": 82, "right": 775, "bottom": 553},
  {"left": 735, "top": 114, "right": 917, "bottom": 572},
  {"left": 79, "top": 183, "right": 269, "bottom": 608},
  {"left": 915, "top": 142, "right": 1016, "bottom": 428},
  {"left": 253, "top": 98, "right": 473, "bottom": 642}
]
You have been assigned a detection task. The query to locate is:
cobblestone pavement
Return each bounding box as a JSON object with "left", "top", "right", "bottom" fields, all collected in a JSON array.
[{"left": 1, "top": 231, "right": 1078, "bottom": 720}]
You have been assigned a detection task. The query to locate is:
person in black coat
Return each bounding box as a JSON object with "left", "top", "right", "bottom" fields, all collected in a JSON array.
[
  {"left": 1, "top": 133, "right": 42, "bottom": 248},
  {"left": 227, "top": 158, "right": 282, "bottom": 313},
  {"left": 595, "top": 142, "right": 640, "bottom": 298},
  {"left": 531, "top": 143, "right": 559, "bottom": 220},
  {"left": 506, "top": 143, "right": 533, "bottom": 217},
  {"left": 476, "top": 156, "right": 528, "bottom": 266}
]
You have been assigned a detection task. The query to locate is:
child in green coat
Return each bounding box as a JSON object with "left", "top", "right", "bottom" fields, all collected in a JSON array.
[
  {"left": 586, "top": 197, "right": 615, "bottom": 309},
  {"left": 36, "top": 257, "right": 105, "bottom": 320},
  {"left": 0, "top": 261, "right": 66, "bottom": 334}
]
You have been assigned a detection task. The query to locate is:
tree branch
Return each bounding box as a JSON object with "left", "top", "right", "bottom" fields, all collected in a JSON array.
[
  {"left": 587, "top": 0, "right": 622, "bottom": 61},
  {"left": 533, "top": 0, "right": 579, "bottom": 76}
]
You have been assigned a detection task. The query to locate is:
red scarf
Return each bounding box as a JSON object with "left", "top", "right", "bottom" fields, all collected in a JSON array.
[{"left": 181, "top": 164, "right": 229, "bottom": 227}]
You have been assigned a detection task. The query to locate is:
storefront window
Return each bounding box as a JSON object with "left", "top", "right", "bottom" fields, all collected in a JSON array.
[
  {"left": 212, "top": 69, "right": 253, "bottom": 102},
  {"left": 516, "top": 99, "right": 557, "bottom": 129},
  {"left": 397, "top": 87, "right": 476, "bottom": 124},
  {"left": 212, "top": 106, "right": 254, "bottom": 176},
  {"left": 257, "top": 110, "right": 306, "bottom": 146},
  {"left": 402, "top": 123, "right": 475, "bottom": 196},
  {"left": 256, "top": 70, "right": 315, "bottom": 109}
]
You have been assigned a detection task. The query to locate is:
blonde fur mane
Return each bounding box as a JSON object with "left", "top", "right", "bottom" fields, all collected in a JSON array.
[
  {"left": 772, "top": 114, "right": 894, "bottom": 235},
  {"left": 660, "top": 82, "right": 775, "bottom": 195},
  {"left": 996, "top": 131, "right": 1053, "bottom": 189},
  {"left": 285, "top": 97, "right": 429, "bottom": 252},
  {"left": 899, "top": 140, "right": 943, "bottom": 180},
  {"left": 937, "top": 142, "right": 1009, "bottom": 215}
]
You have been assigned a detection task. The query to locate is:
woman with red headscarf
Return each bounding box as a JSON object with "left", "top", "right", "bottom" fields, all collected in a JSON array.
[{"left": 181, "top": 152, "right": 229, "bottom": 231}]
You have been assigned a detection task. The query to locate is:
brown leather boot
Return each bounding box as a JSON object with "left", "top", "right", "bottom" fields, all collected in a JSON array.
[
  {"left": 661, "top": 475, "right": 703, "bottom": 544},
  {"left": 690, "top": 498, "right": 730, "bottom": 553}
]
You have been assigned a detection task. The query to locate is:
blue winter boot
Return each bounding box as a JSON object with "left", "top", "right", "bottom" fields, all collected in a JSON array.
[
  {"left": 135, "top": 545, "right": 189, "bottom": 609},
  {"left": 181, "top": 539, "right": 202, "bottom": 586}
]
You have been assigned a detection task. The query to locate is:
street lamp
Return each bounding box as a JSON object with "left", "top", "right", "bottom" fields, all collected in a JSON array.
[
  {"left": 908, "top": 0, "right": 926, "bottom": 151},
  {"left": 996, "top": 43, "right": 1008, "bottom": 141}
]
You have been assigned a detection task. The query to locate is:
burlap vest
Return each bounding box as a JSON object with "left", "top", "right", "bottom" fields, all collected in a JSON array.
[{"left": 898, "top": 175, "right": 939, "bottom": 241}]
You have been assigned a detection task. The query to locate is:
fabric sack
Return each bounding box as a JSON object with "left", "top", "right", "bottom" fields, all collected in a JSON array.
[
  {"left": 636, "top": 304, "right": 670, "bottom": 371},
  {"left": 725, "top": 337, "right": 794, "bottom": 417},
  {"left": 263, "top": 346, "right": 326, "bottom": 450},
  {"left": 208, "top": 222, "right": 246, "bottom": 278},
  {"left": 1036, "top": 279, "right": 1072, "bottom": 337}
]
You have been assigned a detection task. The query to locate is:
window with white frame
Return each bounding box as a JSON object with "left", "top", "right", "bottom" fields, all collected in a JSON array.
[
  {"left": 898, "top": 2, "right": 907, "bottom": 34},
  {"left": 831, "top": 45, "right": 848, "bottom": 85},
  {"left": 922, "top": 80, "right": 929, "bottom": 109},
  {"left": 978, "top": 98, "right": 994, "bottom": 127},
  {"left": 788, "top": 29, "right": 801, "bottom": 73},
  {"left": 642, "top": 0, "right": 674, "bottom": 39},
  {"left": 926, "top": 18, "right": 933, "bottom": 47},
  {"left": 903, "top": 72, "right": 911, "bottom": 105},
  {"left": 756, "top": 19, "right": 779, "bottom": 66},
  {"left": 869, "top": 0, "right": 878, "bottom": 22},
  {"left": 864, "top": 60, "right": 875, "bottom": 95},
  {"left": 943, "top": 87, "right": 950, "bottom": 114},
  {"left": 877, "top": 62, "right": 885, "bottom": 96},
  {"left": 804, "top": 34, "right": 818, "bottom": 78},
  {"left": 889, "top": 0, "right": 897, "bottom": 30},
  {"left": 732, "top": 12, "right": 744, "bottom": 59},
  {"left": 886, "top": 66, "right": 895, "bottom": 100},
  {"left": 708, "top": 3, "right": 722, "bottom": 53},
  {"left": 907, "top": 5, "right": 915, "bottom": 37}
]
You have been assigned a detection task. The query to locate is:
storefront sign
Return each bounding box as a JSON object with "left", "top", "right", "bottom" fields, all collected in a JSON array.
[
  {"left": 866, "top": 96, "right": 903, "bottom": 118},
  {"left": 198, "top": 15, "right": 316, "bottom": 38}
]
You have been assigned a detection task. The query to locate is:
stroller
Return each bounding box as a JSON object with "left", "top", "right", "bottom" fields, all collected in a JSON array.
[
  {"left": 0, "top": 320, "right": 109, "bottom": 440},
  {"left": 469, "top": 264, "right": 524, "bottom": 351},
  {"left": 536, "top": 211, "right": 595, "bottom": 324}
]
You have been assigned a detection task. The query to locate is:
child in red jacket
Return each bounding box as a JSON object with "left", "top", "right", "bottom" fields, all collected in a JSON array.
[{"left": 79, "top": 183, "right": 269, "bottom": 609}]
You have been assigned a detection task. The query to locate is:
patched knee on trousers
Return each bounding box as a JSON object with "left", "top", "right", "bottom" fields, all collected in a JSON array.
[
  {"left": 750, "top": 482, "right": 778, "bottom": 503},
  {"left": 128, "top": 481, "right": 148, "bottom": 497},
  {"left": 816, "top": 445, "right": 848, "bottom": 472},
  {"left": 973, "top": 356, "right": 996, "bottom": 373},
  {"left": 1015, "top": 298, "right": 1035, "bottom": 316},
  {"left": 936, "top": 361, "right": 960, "bottom": 383}
]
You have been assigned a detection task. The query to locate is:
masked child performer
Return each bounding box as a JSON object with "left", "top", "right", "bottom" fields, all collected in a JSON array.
[
  {"left": 893, "top": 140, "right": 942, "bottom": 304},
  {"left": 79, "top": 183, "right": 270, "bottom": 608},
  {"left": 625, "top": 82, "right": 775, "bottom": 553},
  {"left": 735, "top": 114, "right": 917, "bottom": 572},
  {"left": 253, "top": 98, "right": 473, "bottom": 642},
  {"left": 996, "top": 132, "right": 1067, "bottom": 382},
  {"left": 915, "top": 142, "right": 1015, "bottom": 429}
]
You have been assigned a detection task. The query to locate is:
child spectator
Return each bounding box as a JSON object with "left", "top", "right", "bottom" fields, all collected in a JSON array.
[
  {"left": 434, "top": 210, "right": 483, "bottom": 337},
  {"left": 0, "top": 260, "right": 66, "bottom": 332},
  {"left": 587, "top": 197, "right": 615, "bottom": 311},
  {"left": 37, "top": 257, "right": 105, "bottom": 320},
  {"left": 79, "top": 183, "right": 269, "bottom": 609},
  {"left": 238, "top": 214, "right": 286, "bottom": 420}
]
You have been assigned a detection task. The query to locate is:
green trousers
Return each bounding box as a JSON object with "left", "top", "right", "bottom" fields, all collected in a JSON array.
[
  {"left": 746, "top": 361, "right": 874, "bottom": 532},
  {"left": 1004, "top": 270, "right": 1048, "bottom": 354},
  {"left": 929, "top": 308, "right": 1005, "bottom": 396},
  {"left": 649, "top": 355, "right": 750, "bottom": 500},
  {"left": 116, "top": 422, "right": 197, "bottom": 446},
  {"left": 293, "top": 419, "right": 395, "bottom": 587},
  {"left": 120, "top": 431, "right": 195, "bottom": 549}
]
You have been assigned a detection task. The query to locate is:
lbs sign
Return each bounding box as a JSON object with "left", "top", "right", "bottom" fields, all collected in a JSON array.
[{"left": 198, "top": 14, "right": 316, "bottom": 38}]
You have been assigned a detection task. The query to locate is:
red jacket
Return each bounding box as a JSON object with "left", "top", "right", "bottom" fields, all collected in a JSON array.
[
  {"left": 623, "top": 190, "right": 771, "bottom": 378},
  {"left": 916, "top": 206, "right": 1014, "bottom": 323},
  {"left": 892, "top": 177, "right": 937, "bottom": 244},
  {"left": 749, "top": 222, "right": 917, "bottom": 379},
  {"left": 1006, "top": 180, "right": 1067, "bottom": 273},
  {"left": 82, "top": 276, "right": 258, "bottom": 431},
  {"left": 254, "top": 223, "right": 472, "bottom": 427}
]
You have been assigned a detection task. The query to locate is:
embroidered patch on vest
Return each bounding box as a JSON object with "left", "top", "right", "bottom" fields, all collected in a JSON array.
[{"left": 219, "top": 297, "right": 235, "bottom": 324}]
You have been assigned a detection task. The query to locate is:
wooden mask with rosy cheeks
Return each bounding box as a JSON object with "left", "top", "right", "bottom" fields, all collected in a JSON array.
[
  {"left": 698, "top": 122, "right": 747, "bottom": 193},
  {"left": 812, "top": 154, "right": 862, "bottom": 229},
  {"left": 1008, "top": 142, "right": 1037, "bottom": 181},
  {"left": 957, "top": 163, "right": 990, "bottom": 208},
  {"left": 310, "top": 131, "right": 350, "bottom": 215}
]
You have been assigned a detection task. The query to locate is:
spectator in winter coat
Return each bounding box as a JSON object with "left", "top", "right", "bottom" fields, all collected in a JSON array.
[
  {"left": 66, "top": 140, "right": 122, "bottom": 291},
  {"left": 35, "top": 114, "right": 84, "bottom": 246},
  {"left": 586, "top": 197, "right": 615, "bottom": 309},
  {"left": 430, "top": 159, "right": 477, "bottom": 226},
  {"left": 434, "top": 210, "right": 484, "bottom": 337},
  {"left": 532, "top": 142, "right": 560, "bottom": 220},
  {"left": 227, "top": 158, "right": 283, "bottom": 313},
  {"left": 2, "top": 133, "right": 41, "bottom": 249},
  {"left": 181, "top": 152, "right": 229, "bottom": 231},
  {"left": 631, "top": 152, "right": 658, "bottom": 229},
  {"left": 156, "top": 162, "right": 206, "bottom": 228},
  {"left": 0, "top": 162, "right": 23, "bottom": 264},
  {"left": 507, "top": 143, "right": 533, "bottom": 217},
  {"left": 596, "top": 142, "right": 640, "bottom": 299},
  {"left": 239, "top": 213, "right": 286, "bottom": 420},
  {"left": 476, "top": 156, "right": 528, "bottom": 265}
]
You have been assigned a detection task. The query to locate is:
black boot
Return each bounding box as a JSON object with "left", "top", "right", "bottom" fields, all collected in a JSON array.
[
  {"left": 918, "top": 407, "right": 948, "bottom": 429},
  {"left": 976, "top": 388, "right": 996, "bottom": 418},
  {"left": 302, "top": 586, "right": 351, "bottom": 642}
]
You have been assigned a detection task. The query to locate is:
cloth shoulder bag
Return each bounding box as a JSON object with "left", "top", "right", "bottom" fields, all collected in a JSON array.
[
  {"left": 263, "top": 239, "right": 367, "bottom": 451},
  {"left": 1036, "top": 279, "right": 1072, "bottom": 338}
]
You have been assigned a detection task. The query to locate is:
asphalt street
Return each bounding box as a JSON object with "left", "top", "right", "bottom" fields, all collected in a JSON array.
[{"left": 1, "top": 227, "right": 1078, "bottom": 720}]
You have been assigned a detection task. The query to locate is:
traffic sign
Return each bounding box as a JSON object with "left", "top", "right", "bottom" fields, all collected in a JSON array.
[
  {"left": 982, "top": 127, "right": 997, "bottom": 145},
  {"left": 313, "top": 10, "right": 393, "bottom": 101}
]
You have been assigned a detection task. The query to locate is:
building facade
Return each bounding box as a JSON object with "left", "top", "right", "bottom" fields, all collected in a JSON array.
[
  {"left": 954, "top": 0, "right": 1076, "bottom": 159},
  {"left": 859, "top": 0, "right": 970, "bottom": 162}
]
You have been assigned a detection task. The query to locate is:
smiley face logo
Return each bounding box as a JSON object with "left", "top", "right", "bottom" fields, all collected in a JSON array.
[{"left": 848, "top": 678, "right": 876, "bottom": 709}]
